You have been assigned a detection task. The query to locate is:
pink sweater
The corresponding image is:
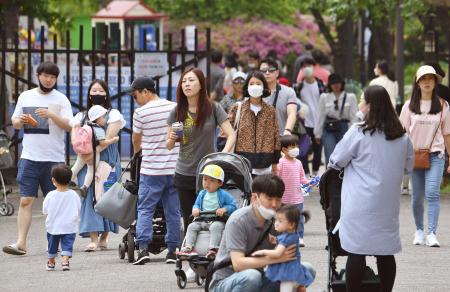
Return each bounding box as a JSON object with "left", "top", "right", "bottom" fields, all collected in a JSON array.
[
  {"left": 399, "top": 100, "right": 450, "bottom": 154},
  {"left": 278, "top": 157, "right": 309, "bottom": 204}
]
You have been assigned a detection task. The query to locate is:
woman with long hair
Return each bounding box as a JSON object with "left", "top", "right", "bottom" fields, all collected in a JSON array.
[
  {"left": 329, "top": 85, "right": 413, "bottom": 292},
  {"left": 166, "top": 68, "right": 235, "bottom": 232},
  {"left": 400, "top": 65, "right": 450, "bottom": 248},
  {"left": 369, "top": 60, "right": 399, "bottom": 108},
  {"left": 228, "top": 71, "right": 281, "bottom": 176}
]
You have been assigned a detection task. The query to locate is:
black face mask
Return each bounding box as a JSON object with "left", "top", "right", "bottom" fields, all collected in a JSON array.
[
  {"left": 38, "top": 80, "right": 54, "bottom": 93},
  {"left": 90, "top": 94, "right": 107, "bottom": 105}
]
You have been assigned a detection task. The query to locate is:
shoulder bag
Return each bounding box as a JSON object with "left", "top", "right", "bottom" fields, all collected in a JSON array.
[{"left": 324, "top": 93, "right": 347, "bottom": 132}]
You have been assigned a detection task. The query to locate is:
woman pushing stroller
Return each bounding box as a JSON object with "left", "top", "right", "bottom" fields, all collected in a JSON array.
[{"left": 177, "top": 164, "right": 237, "bottom": 260}]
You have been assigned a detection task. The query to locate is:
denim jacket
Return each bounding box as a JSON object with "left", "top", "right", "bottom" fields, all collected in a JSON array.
[{"left": 193, "top": 188, "right": 237, "bottom": 215}]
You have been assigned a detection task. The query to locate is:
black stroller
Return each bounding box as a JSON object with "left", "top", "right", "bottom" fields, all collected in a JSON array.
[
  {"left": 117, "top": 152, "right": 171, "bottom": 263},
  {"left": 319, "top": 168, "right": 380, "bottom": 292},
  {"left": 0, "top": 127, "right": 18, "bottom": 216},
  {"left": 174, "top": 152, "right": 253, "bottom": 289}
]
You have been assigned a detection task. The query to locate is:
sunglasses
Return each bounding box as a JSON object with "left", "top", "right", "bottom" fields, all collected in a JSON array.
[
  {"left": 232, "top": 79, "right": 246, "bottom": 85},
  {"left": 260, "top": 68, "right": 277, "bottom": 74},
  {"left": 334, "top": 100, "right": 339, "bottom": 110}
]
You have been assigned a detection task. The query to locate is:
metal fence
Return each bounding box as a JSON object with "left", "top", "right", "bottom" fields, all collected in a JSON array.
[{"left": 0, "top": 24, "right": 212, "bottom": 164}]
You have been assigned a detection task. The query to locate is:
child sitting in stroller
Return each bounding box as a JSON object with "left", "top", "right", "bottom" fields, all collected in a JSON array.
[{"left": 177, "top": 164, "right": 237, "bottom": 260}]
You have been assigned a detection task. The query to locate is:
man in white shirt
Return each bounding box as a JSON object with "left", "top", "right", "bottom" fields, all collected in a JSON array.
[
  {"left": 3, "top": 61, "right": 73, "bottom": 256},
  {"left": 129, "top": 77, "right": 181, "bottom": 265}
]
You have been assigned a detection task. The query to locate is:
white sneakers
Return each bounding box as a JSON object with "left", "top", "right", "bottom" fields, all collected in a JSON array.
[
  {"left": 413, "top": 230, "right": 440, "bottom": 247},
  {"left": 426, "top": 233, "right": 440, "bottom": 247},
  {"left": 299, "top": 238, "right": 306, "bottom": 247}
]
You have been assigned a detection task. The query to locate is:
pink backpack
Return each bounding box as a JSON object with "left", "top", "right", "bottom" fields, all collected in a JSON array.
[{"left": 72, "top": 125, "right": 94, "bottom": 154}]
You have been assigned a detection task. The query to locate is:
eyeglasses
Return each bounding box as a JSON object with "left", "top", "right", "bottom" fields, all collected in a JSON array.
[
  {"left": 260, "top": 68, "right": 277, "bottom": 74},
  {"left": 232, "top": 79, "right": 246, "bottom": 85}
]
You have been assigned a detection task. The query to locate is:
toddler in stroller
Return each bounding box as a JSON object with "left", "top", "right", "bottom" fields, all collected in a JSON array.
[{"left": 174, "top": 152, "right": 253, "bottom": 289}]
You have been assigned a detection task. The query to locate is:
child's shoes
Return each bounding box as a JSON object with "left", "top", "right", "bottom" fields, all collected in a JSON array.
[
  {"left": 206, "top": 248, "right": 217, "bottom": 260},
  {"left": 46, "top": 261, "right": 55, "bottom": 271},
  {"left": 62, "top": 261, "right": 70, "bottom": 271},
  {"left": 176, "top": 246, "right": 198, "bottom": 260}
]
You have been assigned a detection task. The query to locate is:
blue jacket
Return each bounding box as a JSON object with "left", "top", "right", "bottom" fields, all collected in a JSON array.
[{"left": 193, "top": 188, "right": 237, "bottom": 215}]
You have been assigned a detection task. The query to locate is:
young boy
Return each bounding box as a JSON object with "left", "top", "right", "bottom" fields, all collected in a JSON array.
[
  {"left": 43, "top": 164, "right": 81, "bottom": 271},
  {"left": 71, "top": 105, "right": 119, "bottom": 196},
  {"left": 278, "top": 135, "right": 309, "bottom": 247},
  {"left": 177, "top": 164, "right": 237, "bottom": 260}
]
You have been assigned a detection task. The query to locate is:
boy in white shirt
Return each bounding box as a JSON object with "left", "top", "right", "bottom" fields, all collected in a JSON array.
[{"left": 43, "top": 164, "right": 81, "bottom": 271}]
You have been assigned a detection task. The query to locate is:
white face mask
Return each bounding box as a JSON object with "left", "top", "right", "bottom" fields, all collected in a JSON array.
[
  {"left": 303, "top": 66, "right": 314, "bottom": 78},
  {"left": 248, "top": 63, "right": 256, "bottom": 69},
  {"left": 256, "top": 196, "right": 276, "bottom": 220},
  {"left": 287, "top": 147, "right": 300, "bottom": 158},
  {"left": 248, "top": 85, "right": 263, "bottom": 98},
  {"left": 356, "top": 110, "right": 365, "bottom": 121}
]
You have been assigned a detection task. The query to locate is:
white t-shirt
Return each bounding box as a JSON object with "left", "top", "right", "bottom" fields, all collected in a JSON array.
[
  {"left": 42, "top": 189, "right": 81, "bottom": 234},
  {"left": 300, "top": 81, "right": 320, "bottom": 128},
  {"left": 250, "top": 103, "right": 261, "bottom": 115},
  {"left": 133, "top": 99, "right": 179, "bottom": 176},
  {"left": 12, "top": 88, "right": 73, "bottom": 162},
  {"left": 72, "top": 108, "right": 126, "bottom": 128}
]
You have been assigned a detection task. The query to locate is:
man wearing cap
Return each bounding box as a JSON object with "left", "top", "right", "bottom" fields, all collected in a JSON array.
[
  {"left": 3, "top": 61, "right": 73, "bottom": 256},
  {"left": 129, "top": 77, "right": 181, "bottom": 265},
  {"left": 220, "top": 71, "right": 247, "bottom": 114}
]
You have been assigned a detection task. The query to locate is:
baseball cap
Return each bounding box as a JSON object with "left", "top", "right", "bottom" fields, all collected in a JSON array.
[
  {"left": 232, "top": 71, "right": 247, "bottom": 81},
  {"left": 416, "top": 65, "right": 442, "bottom": 83},
  {"left": 88, "top": 105, "right": 108, "bottom": 122},
  {"left": 200, "top": 164, "right": 225, "bottom": 182},
  {"left": 125, "top": 77, "right": 156, "bottom": 94}
]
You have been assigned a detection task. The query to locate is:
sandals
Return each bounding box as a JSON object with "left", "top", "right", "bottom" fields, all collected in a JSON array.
[
  {"left": 62, "top": 262, "right": 70, "bottom": 271},
  {"left": 46, "top": 261, "right": 55, "bottom": 271},
  {"left": 3, "top": 244, "right": 26, "bottom": 255},
  {"left": 98, "top": 241, "right": 108, "bottom": 250},
  {"left": 84, "top": 243, "right": 97, "bottom": 252}
]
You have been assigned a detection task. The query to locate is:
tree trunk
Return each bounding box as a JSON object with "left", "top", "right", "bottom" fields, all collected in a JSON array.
[
  {"left": 334, "top": 17, "right": 355, "bottom": 79},
  {"left": 368, "top": 19, "right": 394, "bottom": 81}
]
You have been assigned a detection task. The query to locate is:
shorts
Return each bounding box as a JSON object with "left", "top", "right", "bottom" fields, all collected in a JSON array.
[{"left": 16, "top": 159, "right": 60, "bottom": 197}]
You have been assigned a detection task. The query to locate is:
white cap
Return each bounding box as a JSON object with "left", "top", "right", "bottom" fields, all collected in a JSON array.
[
  {"left": 232, "top": 71, "right": 247, "bottom": 81},
  {"left": 416, "top": 65, "right": 442, "bottom": 83},
  {"left": 88, "top": 105, "right": 108, "bottom": 122}
]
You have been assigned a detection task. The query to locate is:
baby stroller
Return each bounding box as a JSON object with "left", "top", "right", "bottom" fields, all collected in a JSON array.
[
  {"left": 0, "top": 127, "right": 18, "bottom": 216},
  {"left": 117, "top": 152, "right": 171, "bottom": 262},
  {"left": 174, "top": 152, "right": 253, "bottom": 289},
  {"left": 319, "top": 168, "right": 380, "bottom": 292}
]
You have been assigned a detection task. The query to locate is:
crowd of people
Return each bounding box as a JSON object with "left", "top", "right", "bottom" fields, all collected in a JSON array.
[{"left": 2, "top": 47, "right": 450, "bottom": 291}]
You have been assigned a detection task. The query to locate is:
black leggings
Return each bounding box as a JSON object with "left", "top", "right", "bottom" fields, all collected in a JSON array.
[
  {"left": 174, "top": 173, "right": 197, "bottom": 233},
  {"left": 346, "top": 253, "right": 396, "bottom": 292},
  {"left": 300, "top": 126, "right": 322, "bottom": 174}
]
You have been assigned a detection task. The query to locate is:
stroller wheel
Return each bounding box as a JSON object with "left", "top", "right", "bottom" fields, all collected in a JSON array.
[
  {"left": 6, "top": 203, "right": 14, "bottom": 216},
  {"left": 118, "top": 243, "right": 126, "bottom": 260},
  {"left": 177, "top": 273, "right": 187, "bottom": 289},
  {"left": 195, "top": 274, "right": 205, "bottom": 286},
  {"left": 0, "top": 203, "right": 7, "bottom": 216},
  {"left": 127, "top": 231, "right": 135, "bottom": 263}
]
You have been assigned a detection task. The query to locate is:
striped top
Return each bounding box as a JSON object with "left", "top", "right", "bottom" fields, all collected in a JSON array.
[
  {"left": 277, "top": 157, "right": 309, "bottom": 204},
  {"left": 133, "top": 98, "right": 179, "bottom": 176}
]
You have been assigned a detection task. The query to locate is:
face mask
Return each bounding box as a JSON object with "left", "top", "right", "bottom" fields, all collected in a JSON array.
[
  {"left": 303, "top": 66, "right": 314, "bottom": 78},
  {"left": 38, "top": 81, "right": 53, "bottom": 93},
  {"left": 356, "top": 110, "right": 365, "bottom": 121},
  {"left": 287, "top": 147, "right": 300, "bottom": 158},
  {"left": 256, "top": 196, "right": 276, "bottom": 220},
  {"left": 90, "top": 94, "right": 107, "bottom": 105},
  {"left": 248, "top": 63, "right": 256, "bottom": 69},
  {"left": 248, "top": 85, "right": 263, "bottom": 98}
]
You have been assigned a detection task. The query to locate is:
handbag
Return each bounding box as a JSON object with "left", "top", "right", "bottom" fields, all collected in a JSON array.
[
  {"left": 414, "top": 105, "right": 443, "bottom": 170},
  {"left": 230, "top": 101, "right": 242, "bottom": 153},
  {"left": 94, "top": 159, "right": 138, "bottom": 228},
  {"left": 324, "top": 93, "right": 347, "bottom": 132}
]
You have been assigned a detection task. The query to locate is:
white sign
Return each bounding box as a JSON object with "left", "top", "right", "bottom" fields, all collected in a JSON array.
[
  {"left": 185, "top": 25, "right": 196, "bottom": 51},
  {"left": 134, "top": 52, "right": 168, "bottom": 77}
]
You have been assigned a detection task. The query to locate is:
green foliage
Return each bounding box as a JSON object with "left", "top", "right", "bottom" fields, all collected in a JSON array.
[{"left": 146, "top": 0, "right": 298, "bottom": 24}]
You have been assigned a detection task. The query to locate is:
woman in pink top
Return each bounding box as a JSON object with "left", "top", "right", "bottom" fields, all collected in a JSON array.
[
  {"left": 399, "top": 65, "right": 450, "bottom": 248},
  {"left": 278, "top": 135, "right": 310, "bottom": 247}
]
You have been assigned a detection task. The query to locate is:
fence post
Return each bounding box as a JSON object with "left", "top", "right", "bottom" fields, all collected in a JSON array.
[
  {"left": 40, "top": 25, "right": 45, "bottom": 63},
  {"left": 1, "top": 30, "right": 6, "bottom": 126},
  {"left": 27, "top": 26, "right": 32, "bottom": 89},
  {"left": 92, "top": 26, "right": 96, "bottom": 80},
  {"left": 167, "top": 33, "right": 173, "bottom": 101},
  {"left": 78, "top": 25, "right": 84, "bottom": 110},
  {"left": 66, "top": 30, "right": 71, "bottom": 164},
  {"left": 206, "top": 28, "right": 211, "bottom": 87}
]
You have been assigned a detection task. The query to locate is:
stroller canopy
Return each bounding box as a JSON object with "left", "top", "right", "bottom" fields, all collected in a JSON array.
[{"left": 196, "top": 152, "right": 252, "bottom": 194}]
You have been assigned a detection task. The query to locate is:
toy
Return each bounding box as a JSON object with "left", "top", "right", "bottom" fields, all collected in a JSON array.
[{"left": 301, "top": 175, "right": 320, "bottom": 195}]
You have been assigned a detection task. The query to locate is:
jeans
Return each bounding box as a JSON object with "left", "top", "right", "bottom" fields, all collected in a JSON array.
[
  {"left": 296, "top": 203, "right": 305, "bottom": 238},
  {"left": 185, "top": 221, "right": 225, "bottom": 249},
  {"left": 47, "top": 233, "right": 76, "bottom": 258},
  {"left": 300, "top": 127, "right": 322, "bottom": 174},
  {"left": 321, "top": 122, "right": 348, "bottom": 166},
  {"left": 410, "top": 153, "right": 444, "bottom": 234},
  {"left": 136, "top": 175, "right": 181, "bottom": 252}
]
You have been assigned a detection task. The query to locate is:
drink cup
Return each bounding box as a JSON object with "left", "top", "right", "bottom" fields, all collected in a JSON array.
[{"left": 172, "top": 122, "right": 183, "bottom": 142}]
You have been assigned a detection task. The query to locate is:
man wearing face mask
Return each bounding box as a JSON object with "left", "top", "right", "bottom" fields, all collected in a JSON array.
[
  {"left": 296, "top": 57, "right": 327, "bottom": 176},
  {"left": 245, "top": 50, "right": 261, "bottom": 73},
  {"left": 3, "top": 61, "right": 73, "bottom": 256},
  {"left": 209, "top": 175, "right": 298, "bottom": 292}
]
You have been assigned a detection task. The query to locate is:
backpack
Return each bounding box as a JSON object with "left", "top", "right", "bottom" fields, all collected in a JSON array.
[{"left": 72, "top": 125, "right": 94, "bottom": 155}]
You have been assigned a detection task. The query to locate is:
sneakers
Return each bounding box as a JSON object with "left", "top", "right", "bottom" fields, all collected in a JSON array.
[
  {"left": 133, "top": 249, "right": 150, "bottom": 265},
  {"left": 46, "top": 261, "right": 55, "bottom": 271},
  {"left": 401, "top": 187, "right": 409, "bottom": 196},
  {"left": 79, "top": 186, "right": 88, "bottom": 198},
  {"left": 413, "top": 229, "right": 425, "bottom": 245},
  {"left": 61, "top": 261, "right": 70, "bottom": 271},
  {"left": 299, "top": 238, "right": 306, "bottom": 247},
  {"left": 206, "top": 248, "right": 217, "bottom": 260},
  {"left": 166, "top": 250, "right": 177, "bottom": 264},
  {"left": 426, "top": 233, "right": 440, "bottom": 247},
  {"left": 176, "top": 246, "right": 198, "bottom": 260}
]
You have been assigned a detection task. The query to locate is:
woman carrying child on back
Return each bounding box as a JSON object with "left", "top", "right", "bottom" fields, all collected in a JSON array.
[
  {"left": 177, "top": 164, "right": 237, "bottom": 260},
  {"left": 252, "top": 204, "right": 314, "bottom": 292}
]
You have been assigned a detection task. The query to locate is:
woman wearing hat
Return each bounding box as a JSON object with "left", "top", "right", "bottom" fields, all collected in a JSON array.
[
  {"left": 314, "top": 73, "right": 357, "bottom": 166},
  {"left": 400, "top": 65, "right": 450, "bottom": 247}
]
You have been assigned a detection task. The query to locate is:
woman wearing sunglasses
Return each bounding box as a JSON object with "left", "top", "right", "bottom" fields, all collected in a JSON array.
[{"left": 314, "top": 73, "right": 357, "bottom": 166}]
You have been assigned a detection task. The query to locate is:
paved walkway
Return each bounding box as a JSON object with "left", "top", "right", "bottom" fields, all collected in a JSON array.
[{"left": 1, "top": 188, "right": 449, "bottom": 292}]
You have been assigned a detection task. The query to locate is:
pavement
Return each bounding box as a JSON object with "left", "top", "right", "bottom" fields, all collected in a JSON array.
[{"left": 1, "top": 186, "right": 450, "bottom": 292}]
